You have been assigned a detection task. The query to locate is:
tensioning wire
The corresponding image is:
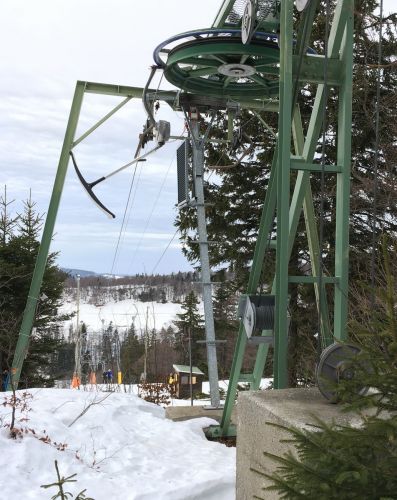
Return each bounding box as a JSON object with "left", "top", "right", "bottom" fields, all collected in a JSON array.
[
  {"left": 110, "top": 160, "right": 140, "bottom": 275},
  {"left": 115, "top": 159, "right": 145, "bottom": 269},
  {"left": 318, "top": 0, "right": 331, "bottom": 352},
  {"left": 127, "top": 150, "right": 177, "bottom": 274},
  {"left": 149, "top": 228, "right": 179, "bottom": 277},
  {"left": 370, "top": 0, "right": 384, "bottom": 309},
  {"left": 110, "top": 70, "right": 170, "bottom": 275}
]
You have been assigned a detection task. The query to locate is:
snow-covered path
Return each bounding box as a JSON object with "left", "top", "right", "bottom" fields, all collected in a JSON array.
[{"left": 0, "top": 389, "right": 235, "bottom": 499}]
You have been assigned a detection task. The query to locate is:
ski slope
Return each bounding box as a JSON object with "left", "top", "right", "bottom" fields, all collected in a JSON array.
[{"left": 59, "top": 298, "right": 188, "bottom": 335}]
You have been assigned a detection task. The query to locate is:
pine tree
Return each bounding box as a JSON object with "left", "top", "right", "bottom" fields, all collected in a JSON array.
[
  {"left": 173, "top": 291, "right": 206, "bottom": 371},
  {"left": 262, "top": 236, "right": 397, "bottom": 500},
  {"left": 0, "top": 190, "right": 69, "bottom": 385},
  {"left": 0, "top": 186, "right": 18, "bottom": 245},
  {"left": 212, "top": 281, "right": 239, "bottom": 377},
  {"left": 120, "top": 322, "right": 145, "bottom": 383}
]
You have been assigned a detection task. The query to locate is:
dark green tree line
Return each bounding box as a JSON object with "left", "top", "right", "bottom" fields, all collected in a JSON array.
[{"left": 0, "top": 188, "right": 70, "bottom": 386}]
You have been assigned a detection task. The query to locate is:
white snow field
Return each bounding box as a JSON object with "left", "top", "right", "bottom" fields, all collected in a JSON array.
[
  {"left": 59, "top": 299, "right": 189, "bottom": 335},
  {"left": 0, "top": 388, "right": 235, "bottom": 500}
]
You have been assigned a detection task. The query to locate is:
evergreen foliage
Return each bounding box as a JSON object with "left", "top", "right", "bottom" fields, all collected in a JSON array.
[
  {"left": 120, "top": 322, "right": 145, "bottom": 383},
  {"left": 0, "top": 188, "right": 69, "bottom": 385},
  {"left": 212, "top": 281, "right": 240, "bottom": 377},
  {"left": 41, "top": 460, "right": 94, "bottom": 500},
  {"left": 173, "top": 291, "right": 206, "bottom": 371},
  {"left": 261, "top": 237, "right": 397, "bottom": 500}
]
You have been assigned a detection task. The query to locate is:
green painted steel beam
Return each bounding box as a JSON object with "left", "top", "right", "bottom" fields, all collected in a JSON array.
[
  {"left": 334, "top": 1, "right": 354, "bottom": 341},
  {"left": 73, "top": 96, "right": 132, "bottom": 148},
  {"left": 205, "top": 424, "right": 237, "bottom": 439},
  {"left": 217, "top": 0, "right": 324, "bottom": 435},
  {"left": 9, "top": 82, "right": 86, "bottom": 389},
  {"left": 212, "top": 0, "right": 236, "bottom": 28},
  {"left": 290, "top": 159, "right": 342, "bottom": 173},
  {"left": 8, "top": 77, "right": 278, "bottom": 391},
  {"left": 219, "top": 324, "right": 248, "bottom": 432},
  {"left": 202, "top": 0, "right": 352, "bottom": 439},
  {"left": 253, "top": 111, "right": 277, "bottom": 137},
  {"left": 83, "top": 80, "right": 280, "bottom": 112},
  {"left": 274, "top": 0, "right": 294, "bottom": 389},
  {"left": 288, "top": 276, "right": 339, "bottom": 284}
]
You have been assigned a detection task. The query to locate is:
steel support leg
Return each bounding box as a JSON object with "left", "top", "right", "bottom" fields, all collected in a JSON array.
[
  {"left": 274, "top": 0, "right": 294, "bottom": 389},
  {"left": 9, "top": 82, "right": 86, "bottom": 389},
  {"left": 334, "top": 2, "right": 353, "bottom": 340},
  {"left": 190, "top": 120, "right": 221, "bottom": 408}
]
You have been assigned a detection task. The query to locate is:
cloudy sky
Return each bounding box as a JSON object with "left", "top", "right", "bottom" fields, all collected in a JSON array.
[{"left": 1, "top": 1, "right": 394, "bottom": 276}]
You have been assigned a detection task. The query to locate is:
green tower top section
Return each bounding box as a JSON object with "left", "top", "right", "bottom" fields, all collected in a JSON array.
[
  {"left": 213, "top": 0, "right": 280, "bottom": 32},
  {"left": 152, "top": 1, "right": 283, "bottom": 99}
]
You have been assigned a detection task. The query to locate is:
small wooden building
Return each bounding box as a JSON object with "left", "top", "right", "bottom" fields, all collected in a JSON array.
[{"left": 171, "top": 364, "right": 205, "bottom": 399}]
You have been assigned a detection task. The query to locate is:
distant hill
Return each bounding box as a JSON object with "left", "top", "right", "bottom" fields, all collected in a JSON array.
[{"left": 61, "top": 268, "right": 99, "bottom": 278}]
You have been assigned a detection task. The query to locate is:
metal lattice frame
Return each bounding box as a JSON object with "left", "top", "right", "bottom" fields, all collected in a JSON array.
[{"left": 207, "top": 0, "right": 354, "bottom": 437}]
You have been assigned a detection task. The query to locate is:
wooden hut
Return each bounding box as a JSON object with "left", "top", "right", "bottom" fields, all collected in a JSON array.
[{"left": 171, "top": 364, "right": 205, "bottom": 399}]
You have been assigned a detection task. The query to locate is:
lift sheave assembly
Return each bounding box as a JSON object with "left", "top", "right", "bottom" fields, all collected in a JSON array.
[{"left": 11, "top": 0, "right": 364, "bottom": 438}]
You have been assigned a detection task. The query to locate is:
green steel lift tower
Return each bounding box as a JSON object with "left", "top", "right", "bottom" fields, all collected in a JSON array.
[{"left": 10, "top": 0, "right": 355, "bottom": 439}]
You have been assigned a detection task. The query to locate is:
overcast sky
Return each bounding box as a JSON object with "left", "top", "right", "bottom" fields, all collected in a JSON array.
[{"left": 1, "top": 1, "right": 394, "bottom": 276}]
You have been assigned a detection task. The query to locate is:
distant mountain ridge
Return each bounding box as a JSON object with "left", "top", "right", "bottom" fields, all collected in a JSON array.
[{"left": 61, "top": 268, "right": 99, "bottom": 278}]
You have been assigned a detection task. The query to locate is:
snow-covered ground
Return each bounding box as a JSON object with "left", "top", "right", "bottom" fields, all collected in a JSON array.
[
  {"left": 59, "top": 299, "right": 196, "bottom": 335},
  {"left": 0, "top": 388, "right": 235, "bottom": 500}
]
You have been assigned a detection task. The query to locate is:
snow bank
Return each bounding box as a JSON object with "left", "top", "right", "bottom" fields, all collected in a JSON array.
[{"left": 0, "top": 389, "right": 235, "bottom": 499}]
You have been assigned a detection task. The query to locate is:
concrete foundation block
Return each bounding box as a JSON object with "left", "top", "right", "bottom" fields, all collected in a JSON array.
[{"left": 236, "top": 388, "right": 359, "bottom": 500}]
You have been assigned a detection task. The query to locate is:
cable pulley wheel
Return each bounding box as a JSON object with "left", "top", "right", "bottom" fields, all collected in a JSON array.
[
  {"left": 295, "top": 0, "right": 310, "bottom": 12},
  {"left": 163, "top": 36, "right": 280, "bottom": 99},
  {"left": 242, "top": 0, "right": 257, "bottom": 45},
  {"left": 316, "top": 343, "right": 369, "bottom": 403}
]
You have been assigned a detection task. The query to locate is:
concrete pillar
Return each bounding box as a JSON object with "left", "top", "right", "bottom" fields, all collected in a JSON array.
[{"left": 236, "top": 388, "right": 360, "bottom": 499}]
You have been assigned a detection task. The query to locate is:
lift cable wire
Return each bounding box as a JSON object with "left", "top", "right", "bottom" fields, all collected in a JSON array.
[
  {"left": 121, "top": 161, "right": 145, "bottom": 249},
  {"left": 314, "top": 3, "right": 385, "bottom": 329},
  {"left": 111, "top": 148, "right": 148, "bottom": 273},
  {"left": 117, "top": 148, "right": 173, "bottom": 276},
  {"left": 318, "top": 0, "right": 331, "bottom": 352},
  {"left": 370, "top": 0, "right": 384, "bottom": 309},
  {"left": 115, "top": 93, "right": 168, "bottom": 272},
  {"left": 109, "top": 69, "right": 175, "bottom": 275},
  {"left": 110, "top": 160, "right": 140, "bottom": 275},
  {"left": 150, "top": 228, "right": 179, "bottom": 276},
  {"left": 127, "top": 151, "right": 177, "bottom": 274}
]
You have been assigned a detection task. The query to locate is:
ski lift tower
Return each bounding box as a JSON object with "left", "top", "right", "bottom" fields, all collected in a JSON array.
[{"left": 10, "top": 0, "right": 356, "bottom": 439}]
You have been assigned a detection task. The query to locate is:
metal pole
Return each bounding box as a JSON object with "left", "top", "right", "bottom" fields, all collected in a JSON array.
[
  {"left": 9, "top": 81, "right": 86, "bottom": 389},
  {"left": 73, "top": 274, "right": 82, "bottom": 384},
  {"left": 189, "top": 328, "right": 193, "bottom": 406},
  {"left": 143, "top": 306, "right": 149, "bottom": 381},
  {"left": 190, "top": 118, "right": 221, "bottom": 408}
]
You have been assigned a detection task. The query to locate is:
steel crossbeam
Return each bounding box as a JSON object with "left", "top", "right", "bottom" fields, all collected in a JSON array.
[{"left": 9, "top": 78, "right": 277, "bottom": 390}]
